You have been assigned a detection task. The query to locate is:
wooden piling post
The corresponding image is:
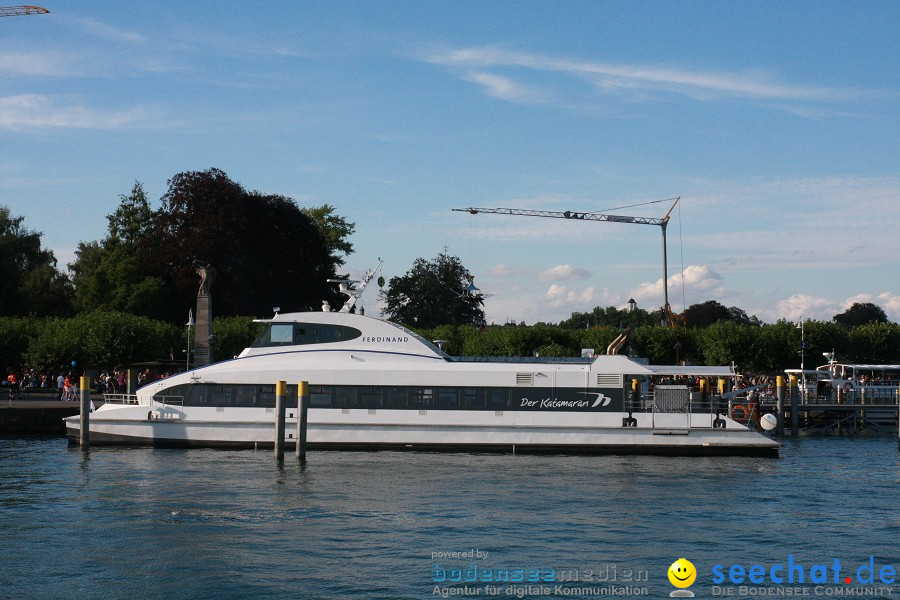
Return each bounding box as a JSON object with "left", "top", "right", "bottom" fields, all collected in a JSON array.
[
  {"left": 79, "top": 375, "right": 90, "bottom": 448},
  {"left": 274, "top": 380, "right": 286, "bottom": 461},
  {"left": 775, "top": 375, "right": 785, "bottom": 437},
  {"left": 789, "top": 374, "right": 799, "bottom": 437},
  {"left": 296, "top": 380, "right": 309, "bottom": 460}
]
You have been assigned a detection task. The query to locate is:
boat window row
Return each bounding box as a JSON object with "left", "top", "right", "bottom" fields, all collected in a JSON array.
[
  {"left": 155, "top": 384, "right": 543, "bottom": 410},
  {"left": 251, "top": 322, "right": 362, "bottom": 348}
]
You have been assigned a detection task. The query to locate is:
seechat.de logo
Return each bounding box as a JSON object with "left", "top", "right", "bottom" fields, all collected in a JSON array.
[{"left": 668, "top": 558, "right": 696, "bottom": 597}]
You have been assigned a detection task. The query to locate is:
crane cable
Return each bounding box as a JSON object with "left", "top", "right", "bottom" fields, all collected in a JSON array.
[
  {"left": 679, "top": 200, "right": 686, "bottom": 314},
  {"left": 584, "top": 196, "right": 679, "bottom": 216}
]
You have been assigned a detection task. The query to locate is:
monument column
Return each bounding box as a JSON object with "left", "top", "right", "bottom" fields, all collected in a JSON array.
[{"left": 193, "top": 260, "right": 216, "bottom": 368}]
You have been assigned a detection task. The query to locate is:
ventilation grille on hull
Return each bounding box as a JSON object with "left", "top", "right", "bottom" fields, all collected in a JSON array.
[
  {"left": 596, "top": 374, "right": 623, "bottom": 387},
  {"left": 515, "top": 373, "right": 534, "bottom": 385}
]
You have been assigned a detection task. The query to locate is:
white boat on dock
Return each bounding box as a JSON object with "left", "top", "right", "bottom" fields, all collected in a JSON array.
[{"left": 65, "top": 310, "right": 778, "bottom": 457}]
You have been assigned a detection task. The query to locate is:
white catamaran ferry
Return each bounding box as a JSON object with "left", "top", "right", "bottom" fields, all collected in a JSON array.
[{"left": 65, "top": 304, "right": 778, "bottom": 457}]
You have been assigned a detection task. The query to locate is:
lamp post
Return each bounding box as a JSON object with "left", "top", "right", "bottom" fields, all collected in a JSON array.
[
  {"left": 186, "top": 309, "right": 195, "bottom": 371},
  {"left": 796, "top": 317, "right": 806, "bottom": 401}
]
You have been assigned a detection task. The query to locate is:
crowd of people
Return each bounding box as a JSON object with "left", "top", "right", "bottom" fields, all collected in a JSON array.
[{"left": 4, "top": 366, "right": 168, "bottom": 401}]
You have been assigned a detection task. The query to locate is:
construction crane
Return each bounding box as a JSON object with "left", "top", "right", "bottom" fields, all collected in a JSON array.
[
  {"left": 0, "top": 5, "right": 49, "bottom": 17},
  {"left": 452, "top": 196, "right": 682, "bottom": 326}
]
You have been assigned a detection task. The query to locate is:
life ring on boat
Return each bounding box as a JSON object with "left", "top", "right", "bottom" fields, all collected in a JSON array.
[
  {"left": 731, "top": 404, "right": 750, "bottom": 422},
  {"left": 843, "top": 381, "right": 854, "bottom": 391}
]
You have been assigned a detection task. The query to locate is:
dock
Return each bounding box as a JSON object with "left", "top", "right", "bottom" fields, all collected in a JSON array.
[
  {"left": 0, "top": 392, "right": 105, "bottom": 436},
  {"left": 755, "top": 386, "right": 900, "bottom": 437}
]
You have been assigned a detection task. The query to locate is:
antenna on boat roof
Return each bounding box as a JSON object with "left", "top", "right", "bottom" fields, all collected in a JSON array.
[{"left": 327, "top": 257, "right": 384, "bottom": 313}]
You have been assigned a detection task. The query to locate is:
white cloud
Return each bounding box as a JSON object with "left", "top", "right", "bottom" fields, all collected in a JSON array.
[
  {"left": 629, "top": 264, "right": 725, "bottom": 308},
  {"left": 463, "top": 72, "right": 546, "bottom": 103},
  {"left": 546, "top": 284, "right": 596, "bottom": 308},
  {"left": 428, "top": 46, "right": 861, "bottom": 107},
  {"left": 767, "top": 294, "right": 838, "bottom": 322},
  {"left": 539, "top": 264, "right": 591, "bottom": 282},
  {"left": 0, "top": 51, "right": 79, "bottom": 77},
  {"left": 0, "top": 94, "right": 150, "bottom": 131},
  {"left": 77, "top": 18, "right": 146, "bottom": 44},
  {"left": 488, "top": 263, "right": 530, "bottom": 278}
]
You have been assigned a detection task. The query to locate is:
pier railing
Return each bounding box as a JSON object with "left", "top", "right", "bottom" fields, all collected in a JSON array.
[{"left": 824, "top": 386, "right": 899, "bottom": 405}]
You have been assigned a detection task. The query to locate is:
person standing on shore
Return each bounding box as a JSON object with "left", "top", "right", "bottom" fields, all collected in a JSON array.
[
  {"left": 56, "top": 373, "right": 64, "bottom": 401},
  {"left": 6, "top": 371, "right": 19, "bottom": 401}
]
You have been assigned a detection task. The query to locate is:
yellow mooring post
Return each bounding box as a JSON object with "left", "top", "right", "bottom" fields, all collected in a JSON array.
[
  {"left": 789, "top": 375, "right": 799, "bottom": 437},
  {"left": 79, "top": 375, "right": 90, "bottom": 448},
  {"left": 274, "top": 380, "right": 286, "bottom": 461},
  {"left": 296, "top": 381, "right": 309, "bottom": 460},
  {"left": 776, "top": 375, "right": 785, "bottom": 437}
]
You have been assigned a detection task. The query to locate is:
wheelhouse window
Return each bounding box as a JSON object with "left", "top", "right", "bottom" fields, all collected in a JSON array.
[
  {"left": 153, "top": 384, "right": 189, "bottom": 404},
  {"left": 251, "top": 322, "right": 362, "bottom": 348}
]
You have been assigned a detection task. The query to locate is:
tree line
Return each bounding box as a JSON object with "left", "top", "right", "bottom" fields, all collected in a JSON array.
[
  {"left": 2, "top": 175, "right": 897, "bottom": 373},
  {"left": 3, "top": 308, "right": 896, "bottom": 375},
  {"left": 2, "top": 168, "right": 355, "bottom": 324}
]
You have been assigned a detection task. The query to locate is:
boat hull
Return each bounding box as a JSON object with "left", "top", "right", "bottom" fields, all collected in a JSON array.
[{"left": 64, "top": 406, "right": 779, "bottom": 457}]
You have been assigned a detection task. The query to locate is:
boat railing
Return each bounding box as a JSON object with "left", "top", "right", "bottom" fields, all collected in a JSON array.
[
  {"left": 103, "top": 393, "right": 139, "bottom": 404},
  {"left": 151, "top": 395, "right": 184, "bottom": 408},
  {"left": 147, "top": 396, "right": 184, "bottom": 421}
]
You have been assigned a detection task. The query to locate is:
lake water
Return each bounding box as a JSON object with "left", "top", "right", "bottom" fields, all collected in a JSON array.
[{"left": 1, "top": 436, "right": 897, "bottom": 599}]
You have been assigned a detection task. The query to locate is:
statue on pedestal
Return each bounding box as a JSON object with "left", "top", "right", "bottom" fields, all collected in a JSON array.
[
  {"left": 193, "top": 260, "right": 217, "bottom": 295},
  {"left": 192, "top": 260, "right": 215, "bottom": 367}
]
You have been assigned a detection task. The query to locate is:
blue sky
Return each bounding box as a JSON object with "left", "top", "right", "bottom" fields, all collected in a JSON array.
[{"left": 3, "top": 1, "right": 898, "bottom": 324}]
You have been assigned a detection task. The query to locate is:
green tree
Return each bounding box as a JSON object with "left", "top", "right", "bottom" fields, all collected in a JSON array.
[
  {"left": 154, "top": 168, "right": 339, "bottom": 321},
  {"left": 847, "top": 322, "right": 900, "bottom": 363},
  {"left": 0, "top": 206, "right": 73, "bottom": 317},
  {"left": 0, "top": 316, "right": 32, "bottom": 369},
  {"left": 695, "top": 322, "right": 759, "bottom": 369},
  {"left": 211, "top": 316, "right": 267, "bottom": 360},
  {"left": 381, "top": 252, "right": 486, "bottom": 329},
  {"left": 70, "top": 172, "right": 355, "bottom": 323},
  {"left": 560, "top": 305, "right": 656, "bottom": 329},
  {"left": 629, "top": 327, "right": 693, "bottom": 365},
  {"left": 69, "top": 182, "right": 169, "bottom": 319},
  {"left": 754, "top": 321, "right": 801, "bottom": 372},
  {"left": 25, "top": 311, "right": 180, "bottom": 372},
  {"left": 833, "top": 302, "right": 889, "bottom": 327},
  {"left": 107, "top": 181, "right": 155, "bottom": 245},
  {"left": 301, "top": 204, "right": 356, "bottom": 273}
]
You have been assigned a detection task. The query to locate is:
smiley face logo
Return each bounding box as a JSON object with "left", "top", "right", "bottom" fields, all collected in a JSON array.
[{"left": 668, "top": 558, "right": 696, "bottom": 588}]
